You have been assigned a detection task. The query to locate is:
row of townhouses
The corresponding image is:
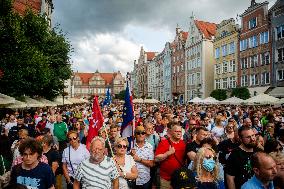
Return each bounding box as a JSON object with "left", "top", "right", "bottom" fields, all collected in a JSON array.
[{"left": 131, "top": 0, "right": 284, "bottom": 103}]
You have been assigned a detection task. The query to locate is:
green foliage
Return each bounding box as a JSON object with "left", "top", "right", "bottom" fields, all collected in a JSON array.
[
  {"left": 231, "top": 87, "right": 251, "bottom": 100},
  {"left": 115, "top": 90, "right": 126, "bottom": 100},
  {"left": 210, "top": 89, "right": 227, "bottom": 101},
  {"left": 0, "top": 0, "right": 72, "bottom": 100}
]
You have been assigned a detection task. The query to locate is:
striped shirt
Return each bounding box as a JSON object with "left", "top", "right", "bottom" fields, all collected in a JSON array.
[{"left": 74, "top": 156, "right": 119, "bottom": 189}]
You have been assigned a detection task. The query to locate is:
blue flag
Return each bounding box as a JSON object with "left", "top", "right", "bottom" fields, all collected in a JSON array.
[
  {"left": 121, "top": 82, "right": 134, "bottom": 137},
  {"left": 103, "top": 88, "right": 112, "bottom": 106}
]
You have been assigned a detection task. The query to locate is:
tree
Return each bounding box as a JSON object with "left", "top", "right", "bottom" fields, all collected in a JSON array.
[
  {"left": 231, "top": 87, "right": 251, "bottom": 100},
  {"left": 115, "top": 90, "right": 126, "bottom": 100},
  {"left": 0, "top": 0, "right": 72, "bottom": 100},
  {"left": 210, "top": 89, "right": 227, "bottom": 101}
]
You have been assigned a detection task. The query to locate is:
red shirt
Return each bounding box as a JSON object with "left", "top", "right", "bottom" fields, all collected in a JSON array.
[{"left": 155, "top": 138, "right": 186, "bottom": 180}]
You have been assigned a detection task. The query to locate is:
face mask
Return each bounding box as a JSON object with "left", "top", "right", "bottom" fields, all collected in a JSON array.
[
  {"left": 202, "top": 158, "right": 216, "bottom": 172},
  {"left": 221, "top": 121, "right": 227, "bottom": 127}
]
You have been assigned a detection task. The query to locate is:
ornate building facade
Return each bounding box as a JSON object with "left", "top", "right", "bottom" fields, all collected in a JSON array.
[
  {"left": 71, "top": 71, "right": 125, "bottom": 98},
  {"left": 238, "top": 0, "right": 272, "bottom": 96},
  {"left": 213, "top": 18, "right": 239, "bottom": 90}
]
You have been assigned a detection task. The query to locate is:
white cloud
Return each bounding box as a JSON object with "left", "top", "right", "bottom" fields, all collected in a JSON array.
[{"left": 71, "top": 33, "right": 141, "bottom": 75}]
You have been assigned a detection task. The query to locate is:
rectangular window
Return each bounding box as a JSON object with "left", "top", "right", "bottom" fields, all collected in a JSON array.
[
  {"left": 241, "top": 75, "right": 248, "bottom": 86},
  {"left": 260, "top": 31, "right": 269, "bottom": 44},
  {"left": 261, "top": 52, "right": 270, "bottom": 65},
  {"left": 276, "top": 25, "right": 284, "bottom": 40},
  {"left": 249, "top": 17, "right": 257, "bottom": 29},
  {"left": 215, "top": 64, "right": 221, "bottom": 75},
  {"left": 215, "top": 79, "right": 221, "bottom": 89},
  {"left": 229, "top": 76, "right": 236, "bottom": 88},
  {"left": 222, "top": 45, "right": 227, "bottom": 57},
  {"left": 215, "top": 47, "right": 220, "bottom": 59},
  {"left": 223, "top": 62, "right": 228, "bottom": 73},
  {"left": 196, "top": 72, "right": 201, "bottom": 84},
  {"left": 250, "top": 74, "right": 259, "bottom": 86},
  {"left": 241, "top": 58, "right": 248, "bottom": 69},
  {"left": 261, "top": 72, "right": 270, "bottom": 85},
  {"left": 278, "top": 48, "right": 284, "bottom": 62},
  {"left": 229, "top": 60, "right": 236, "bottom": 72},
  {"left": 250, "top": 55, "right": 258, "bottom": 68},
  {"left": 229, "top": 42, "right": 235, "bottom": 54},
  {"left": 278, "top": 70, "right": 284, "bottom": 81},
  {"left": 240, "top": 39, "right": 248, "bottom": 51},
  {"left": 223, "top": 78, "right": 228, "bottom": 89},
  {"left": 197, "top": 58, "right": 201, "bottom": 67},
  {"left": 173, "top": 67, "right": 175, "bottom": 74},
  {"left": 249, "top": 35, "right": 258, "bottom": 48}
]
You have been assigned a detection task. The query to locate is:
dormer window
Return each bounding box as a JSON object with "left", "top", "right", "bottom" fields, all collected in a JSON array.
[{"left": 221, "top": 30, "right": 227, "bottom": 37}]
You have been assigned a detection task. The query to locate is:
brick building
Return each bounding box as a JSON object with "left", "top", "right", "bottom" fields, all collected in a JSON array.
[
  {"left": 71, "top": 71, "right": 125, "bottom": 98},
  {"left": 171, "top": 27, "right": 188, "bottom": 103},
  {"left": 238, "top": 0, "right": 272, "bottom": 96},
  {"left": 13, "top": 0, "right": 53, "bottom": 27},
  {"left": 137, "top": 47, "right": 157, "bottom": 98}
]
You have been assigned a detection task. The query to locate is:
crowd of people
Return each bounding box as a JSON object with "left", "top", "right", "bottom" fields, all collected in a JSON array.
[{"left": 0, "top": 102, "right": 284, "bottom": 189}]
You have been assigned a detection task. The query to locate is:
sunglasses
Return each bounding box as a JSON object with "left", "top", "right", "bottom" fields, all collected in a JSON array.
[
  {"left": 135, "top": 131, "right": 146, "bottom": 135},
  {"left": 117, "top": 144, "right": 127, "bottom": 149},
  {"left": 68, "top": 136, "right": 78, "bottom": 141}
]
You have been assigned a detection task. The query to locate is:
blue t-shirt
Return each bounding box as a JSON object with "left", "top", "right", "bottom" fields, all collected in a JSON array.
[{"left": 10, "top": 162, "right": 55, "bottom": 189}]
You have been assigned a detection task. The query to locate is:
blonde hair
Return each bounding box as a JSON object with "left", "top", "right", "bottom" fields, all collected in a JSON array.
[
  {"left": 193, "top": 147, "right": 219, "bottom": 182},
  {"left": 114, "top": 137, "right": 129, "bottom": 147},
  {"left": 215, "top": 115, "right": 223, "bottom": 126},
  {"left": 269, "top": 152, "right": 284, "bottom": 163}
]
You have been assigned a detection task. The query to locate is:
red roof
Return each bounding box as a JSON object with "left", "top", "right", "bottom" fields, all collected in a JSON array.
[
  {"left": 194, "top": 20, "right": 217, "bottom": 39},
  {"left": 182, "top": 32, "right": 188, "bottom": 40},
  {"left": 76, "top": 73, "right": 94, "bottom": 85},
  {"left": 145, "top": 52, "right": 156, "bottom": 61},
  {"left": 100, "top": 73, "right": 114, "bottom": 85},
  {"left": 13, "top": 0, "right": 41, "bottom": 16}
]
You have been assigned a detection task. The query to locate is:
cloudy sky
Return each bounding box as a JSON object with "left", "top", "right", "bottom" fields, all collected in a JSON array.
[{"left": 52, "top": 0, "right": 276, "bottom": 75}]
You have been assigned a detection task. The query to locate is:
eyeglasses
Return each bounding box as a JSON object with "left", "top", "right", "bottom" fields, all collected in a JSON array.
[
  {"left": 174, "top": 130, "right": 182, "bottom": 133},
  {"left": 117, "top": 144, "right": 127, "bottom": 149},
  {"left": 68, "top": 136, "right": 78, "bottom": 141},
  {"left": 135, "top": 131, "right": 146, "bottom": 135}
]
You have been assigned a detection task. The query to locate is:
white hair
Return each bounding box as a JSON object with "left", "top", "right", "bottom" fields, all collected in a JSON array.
[{"left": 90, "top": 136, "right": 105, "bottom": 148}]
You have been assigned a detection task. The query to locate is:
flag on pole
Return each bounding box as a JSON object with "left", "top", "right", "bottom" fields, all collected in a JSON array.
[
  {"left": 121, "top": 81, "right": 134, "bottom": 137},
  {"left": 103, "top": 88, "right": 112, "bottom": 106},
  {"left": 86, "top": 96, "right": 104, "bottom": 150}
]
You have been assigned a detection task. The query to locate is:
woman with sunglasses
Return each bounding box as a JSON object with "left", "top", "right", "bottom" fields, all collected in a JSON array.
[
  {"left": 114, "top": 137, "right": 138, "bottom": 189},
  {"left": 193, "top": 147, "right": 220, "bottom": 189},
  {"left": 62, "top": 131, "right": 90, "bottom": 189}
]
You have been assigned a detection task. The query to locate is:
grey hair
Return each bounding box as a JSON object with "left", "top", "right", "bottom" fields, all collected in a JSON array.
[{"left": 90, "top": 136, "right": 105, "bottom": 148}]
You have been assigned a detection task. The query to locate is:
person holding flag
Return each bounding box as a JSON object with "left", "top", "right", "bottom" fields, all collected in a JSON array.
[
  {"left": 121, "top": 77, "right": 134, "bottom": 149},
  {"left": 86, "top": 96, "right": 104, "bottom": 150},
  {"left": 103, "top": 87, "right": 112, "bottom": 107}
]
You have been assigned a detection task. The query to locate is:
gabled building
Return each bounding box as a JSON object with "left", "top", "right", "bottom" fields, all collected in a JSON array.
[
  {"left": 13, "top": 0, "right": 54, "bottom": 27},
  {"left": 147, "top": 58, "right": 156, "bottom": 99},
  {"left": 130, "top": 60, "right": 139, "bottom": 97},
  {"left": 238, "top": 0, "right": 272, "bottom": 96},
  {"left": 153, "top": 53, "right": 164, "bottom": 101},
  {"left": 171, "top": 27, "right": 188, "bottom": 104},
  {"left": 185, "top": 16, "right": 216, "bottom": 100},
  {"left": 269, "top": 0, "right": 284, "bottom": 87},
  {"left": 72, "top": 71, "right": 125, "bottom": 98},
  {"left": 137, "top": 47, "right": 157, "bottom": 98},
  {"left": 163, "top": 42, "right": 172, "bottom": 102},
  {"left": 213, "top": 18, "right": 239, "bottom": 91}
]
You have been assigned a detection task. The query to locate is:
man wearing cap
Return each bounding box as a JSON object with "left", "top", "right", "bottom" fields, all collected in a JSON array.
[{"left": 130, "top": 125, "right": 154, "bottom": 188}]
